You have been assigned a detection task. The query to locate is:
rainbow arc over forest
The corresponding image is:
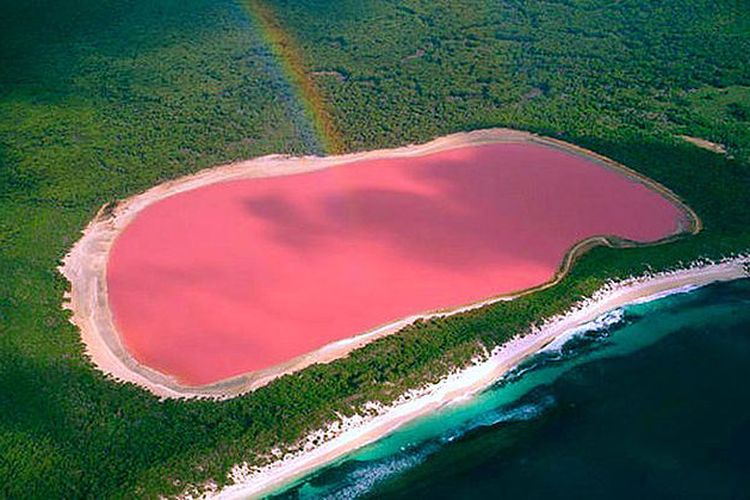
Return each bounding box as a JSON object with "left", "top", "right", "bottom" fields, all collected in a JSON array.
[{"left": 243, "top": 0, "right": 345, "bottom": 154}]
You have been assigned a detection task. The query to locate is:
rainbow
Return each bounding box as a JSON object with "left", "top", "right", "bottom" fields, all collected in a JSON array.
[{"left": 242, "top": 0, "right": 345, "bottom": 154}]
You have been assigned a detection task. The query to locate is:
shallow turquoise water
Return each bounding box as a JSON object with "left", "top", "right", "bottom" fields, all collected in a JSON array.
[{"left": 273, "top": 278, "right": 750, "bottom": 499}]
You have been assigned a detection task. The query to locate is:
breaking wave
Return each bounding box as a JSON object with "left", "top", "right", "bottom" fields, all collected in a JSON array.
[
  {"left": 280, "top": 309, "right": 633, "bottom": 499},
  {"left": 500, "top": 308, "right": 626, "bottom": 385},
  {"left": 288, "top": 393, "right": 557, "bottom": 499}
]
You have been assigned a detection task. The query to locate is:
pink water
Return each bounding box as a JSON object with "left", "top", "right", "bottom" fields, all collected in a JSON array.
[{"left": 107, "top": 143, "right": 686, "bottom": 385}]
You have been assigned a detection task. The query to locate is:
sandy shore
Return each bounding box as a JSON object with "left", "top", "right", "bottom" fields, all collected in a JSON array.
[
  {"left": 195, "top": 257, "right": 748, "bottom": 499},
  {"left": 60, "top": 128, "right": 699, "bottom": 399}
]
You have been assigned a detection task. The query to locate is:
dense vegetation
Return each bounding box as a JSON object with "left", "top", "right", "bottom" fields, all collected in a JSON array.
[
  {"left": 1, "top": 0, "right": 748, "bottom": 497},
  {"left": 269, "top": 0, "right": 750, "bottom": 160}
]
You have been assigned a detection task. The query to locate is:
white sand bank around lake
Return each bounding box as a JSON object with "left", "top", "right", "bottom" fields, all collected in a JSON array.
[{"left": 60, "top": 128, "right": 699, "bottom": 399}]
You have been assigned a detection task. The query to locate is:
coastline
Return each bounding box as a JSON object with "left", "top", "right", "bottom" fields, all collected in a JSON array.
[
  {"left": 59, "top": 127, "right": 699, "bottom": 399},
  {"left": 201, "top": 257, "right": 748, "bottom": 499}
]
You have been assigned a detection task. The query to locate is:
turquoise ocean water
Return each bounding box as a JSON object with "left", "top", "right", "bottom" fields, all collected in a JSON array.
[{"left": 271, "top": 278, "right": 750, "bottom": 499}]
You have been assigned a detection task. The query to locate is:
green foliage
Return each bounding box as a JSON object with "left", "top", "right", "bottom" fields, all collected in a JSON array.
[
  {"left": 672, "top": 85, "right": 750, "bottom": 161},
  {"left": 1, "top": 0, "right": 749, "bottom": 498},
  {"left": 267, "top": 0, "right": 750, "bottom": 157}
]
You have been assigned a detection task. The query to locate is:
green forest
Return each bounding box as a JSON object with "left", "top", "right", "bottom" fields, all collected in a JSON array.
[{"left": 1, "top": 0, "right": 749, "bottom": 497}]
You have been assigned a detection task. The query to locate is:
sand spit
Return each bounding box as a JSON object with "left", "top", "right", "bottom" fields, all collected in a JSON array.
[
  {"left": 184, "top": 257, "right": 748, "bottom": 499},
  {"left": 60, "top": 128, "right": 699, "bottom": 399}
]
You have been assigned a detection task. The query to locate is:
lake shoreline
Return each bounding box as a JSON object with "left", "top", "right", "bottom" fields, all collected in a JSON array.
[{"left": 59, "top": 128, "right": 698, "bottom": 399}]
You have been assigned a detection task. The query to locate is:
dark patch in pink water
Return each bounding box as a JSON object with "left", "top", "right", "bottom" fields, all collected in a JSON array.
[{"left": 107, "top": 143, "right": 686, "bottom": 385}]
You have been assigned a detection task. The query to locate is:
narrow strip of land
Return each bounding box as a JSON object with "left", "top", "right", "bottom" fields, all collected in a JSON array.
[{"left": 213, "top": 259, "right": 749, "bottom": 499}]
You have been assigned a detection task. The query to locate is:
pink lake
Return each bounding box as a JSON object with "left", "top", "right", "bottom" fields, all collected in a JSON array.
[{"left": 107, "top": 142, "right": 687, "bottom": 385}]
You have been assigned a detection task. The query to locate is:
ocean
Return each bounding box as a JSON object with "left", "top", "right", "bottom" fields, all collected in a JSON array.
[{"left": 270, "top": 277, "right": 750, "bottom": 499}]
